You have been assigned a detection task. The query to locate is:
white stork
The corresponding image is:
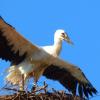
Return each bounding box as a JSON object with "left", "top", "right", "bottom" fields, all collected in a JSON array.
[{"left": 0, "top": 16, "right": 97, "bottom": 98}]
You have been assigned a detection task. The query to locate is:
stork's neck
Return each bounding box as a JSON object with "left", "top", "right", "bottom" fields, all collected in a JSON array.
[{"left": 53, "top": 38, "right": 62, "bottom": 56}]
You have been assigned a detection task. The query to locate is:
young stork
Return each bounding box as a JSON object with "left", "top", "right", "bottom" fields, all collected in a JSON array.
[{"left": 0, "top": 17, "right": 97, "bottom": 98}]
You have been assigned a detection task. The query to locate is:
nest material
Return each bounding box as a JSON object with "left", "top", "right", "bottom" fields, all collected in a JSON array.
[
  {"left": 0, "top": 92, "right": 85, "bottom": 100},
  {"left": 0, "top": 82, "right": 85, "bottom": 100}
]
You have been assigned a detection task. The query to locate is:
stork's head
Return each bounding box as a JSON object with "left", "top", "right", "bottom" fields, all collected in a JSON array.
[{"left": 54, "top": 29, "right": 73, "bottom": 45}]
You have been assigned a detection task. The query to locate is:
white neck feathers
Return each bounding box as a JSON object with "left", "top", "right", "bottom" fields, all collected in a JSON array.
[{"left": 53, "top": 38, "right": 62, "bottom": 56}]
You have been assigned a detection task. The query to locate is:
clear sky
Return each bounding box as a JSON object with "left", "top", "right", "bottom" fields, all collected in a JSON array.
[{"left": 0, "top": 0, "right": 100, "bottom": 99}]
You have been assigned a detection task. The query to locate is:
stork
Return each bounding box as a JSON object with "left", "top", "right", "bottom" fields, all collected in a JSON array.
[{"left": 0, "top": 17, "right": 97, "bottom": 98}]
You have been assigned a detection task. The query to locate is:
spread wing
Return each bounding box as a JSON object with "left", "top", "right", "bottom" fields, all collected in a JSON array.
[
  {"left": 43, "top": 58, "right": 97, "bottom": 98},
  {"left": 0, "top": 16, "right": 40, "bottom": 65}
]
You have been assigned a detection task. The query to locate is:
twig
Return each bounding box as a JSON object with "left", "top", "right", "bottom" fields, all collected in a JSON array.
[
  {"left": 32, "top": 83, "right": 48, "bottom": 93},
  {"left": 3, "top": 87, "right": 25, "bottom": 93}
]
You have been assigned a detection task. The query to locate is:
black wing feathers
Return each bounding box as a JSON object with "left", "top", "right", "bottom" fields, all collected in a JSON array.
[
  {"left": 0, "top": 17, "right": 27, "bottom": 64},
  {"left": 43, "top": 65, "right": 97, "bottom": 98}
]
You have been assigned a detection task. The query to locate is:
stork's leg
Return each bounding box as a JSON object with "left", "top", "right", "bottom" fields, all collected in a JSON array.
[
  {"left": 31, "top": 73, "right": 38, "bottom": 92},
  {"left": 31, "top": 68, "right": 45, "bottom": 92},
  {"left": 22, "top": 74, "right": 25, "bottom": 91},
  {"left": 19, "top": 74, "right": 24, "bottom": 91}
]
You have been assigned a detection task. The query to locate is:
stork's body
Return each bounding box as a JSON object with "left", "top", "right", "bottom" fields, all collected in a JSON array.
[
  {"left": 0, "top": 17, "right": 97, "bottom": 98},
  {"left": 7, "top": 29, "right": 67, "bottom": 84}
]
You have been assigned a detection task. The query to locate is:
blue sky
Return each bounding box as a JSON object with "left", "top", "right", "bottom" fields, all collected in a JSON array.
[{"left": 0, "top": 0, "right": 100, "bottom": 99}]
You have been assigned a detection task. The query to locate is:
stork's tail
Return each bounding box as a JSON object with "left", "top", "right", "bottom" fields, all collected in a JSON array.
[{"left": 6, "top": 66, "right": 22, "bottom": 85}]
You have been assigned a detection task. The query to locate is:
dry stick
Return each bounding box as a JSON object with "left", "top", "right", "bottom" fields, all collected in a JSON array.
[
  {"left": 3, "top": 87, "right": 25, "bottom": 93},
  {"left": 12, "top": 93, "right": 19, "bottom": 100},
  {"left": 3, "top": 87, "right": 18, "bottom": 91},
  {"left": 0, "top": 81, "right": 16, "bottom": 92},
  {"left": 0, "top": 82, "right": 9, "bottom": 91},
  {"left": 32, "top": 83, "right": 48, "bottom": 93}
]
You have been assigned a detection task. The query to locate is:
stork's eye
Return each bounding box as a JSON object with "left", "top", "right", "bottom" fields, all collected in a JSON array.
[{"left": 61, "top": 33, "right": 65, "bottom": 37}]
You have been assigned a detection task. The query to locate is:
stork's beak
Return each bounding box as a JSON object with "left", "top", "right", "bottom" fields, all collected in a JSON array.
[{"left": 64, "top": 34, "right": 74, "bottom": 45}]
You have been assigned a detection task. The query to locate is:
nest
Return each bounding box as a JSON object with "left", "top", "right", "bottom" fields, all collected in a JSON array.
[{"left": 0, "top": 82, "right": 85, "bottom": 100}]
